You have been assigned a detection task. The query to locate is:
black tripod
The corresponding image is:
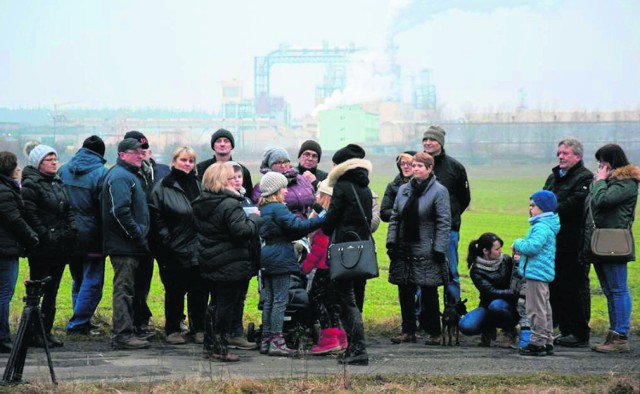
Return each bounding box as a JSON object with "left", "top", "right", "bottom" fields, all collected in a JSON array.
[{"left": 1, "top": 277, "right": 57, "bottom": 385}]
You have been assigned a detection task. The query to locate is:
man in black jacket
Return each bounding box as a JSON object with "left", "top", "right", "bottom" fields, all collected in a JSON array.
[
  {"left": 422, "top": 126, "right": 470, "bottom": 305},
  {"left": 543, "top": 137, "right": 593, "bottom": 347}
]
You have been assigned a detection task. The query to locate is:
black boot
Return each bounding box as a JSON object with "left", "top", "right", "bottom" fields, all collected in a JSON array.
[{"left": 338, "top": 343, "right": 369, "bottom": 366}]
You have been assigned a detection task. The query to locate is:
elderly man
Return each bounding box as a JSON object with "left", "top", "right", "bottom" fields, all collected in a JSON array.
[
  {"left": 543, "top": 137, "right": 593, "bottom": 347},
  {"left": 101, "top": 138, "right": 151, "bottom": 349},
  {"left": 297, "top": 140, "right": 327, "bottom": 190},
  {"left": 197, "top": 128, "right": 252, "bottom": 196}
]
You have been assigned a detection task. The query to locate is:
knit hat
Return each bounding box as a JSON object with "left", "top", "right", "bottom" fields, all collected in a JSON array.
[
  {"left": 317, "top": 179, "right": 333, "bottom": 196},
  {"left": 298, "top": 140, "right": 322, "bottom": 162},
  {"left": 29, "top": 144, "right": 57, "bottom": 168},
  {"left": 118, "top": 138, "right": 143, "bottom": 153},
  {"left": 210, "top": 128, "right": 235, "bottom": 149},
  {"left": 261, "top": 147, "right": 291, "bottom": 169},
  {"left": 332, "top": 144, "right": 365, "bottom": 165},
  {"left": 82, "top": 135, "right": 106, "bottom": 157},
  {"left": 422, "top": 125, "right": 446, "bottom": 146},
  {"left": 124, "top": 130, "right": 149, "bottom": 149},
  {"left": 530, "top": 190, "right": 557, "bottom": 213},
  {"left": 260, "top": 171, "right": 288, "bottom": 197}
]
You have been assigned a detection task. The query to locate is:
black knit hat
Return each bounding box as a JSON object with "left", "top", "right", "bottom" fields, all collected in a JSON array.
[
  {"left": 82, "top": 135, "right": 105, "bottom": 157},
  {"left": 124, "top": 130, "right": 149, "bottom": 149},
  {"left": 298, "top": 140, "right": 322, "bottom": 162},
  {"left": 210, "top": 128, "right": 235, "bottom": 149},
  {"left": 332, "top": 144, "right": 365, "bottom": 165}
]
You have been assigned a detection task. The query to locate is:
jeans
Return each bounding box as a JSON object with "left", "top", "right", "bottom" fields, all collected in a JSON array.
[
  {"left": 157, "top": 263, "right": 207, "bottom": 335},
  {"left": 446, "top": 231, "right": 461, "bottom": 304},
  {"left": 110, "top": 255, "right": 139, "bottom": 342},
  {"left": 0, "top": 257, "right": 19, "bottom": 341},
  {"left": 261, "top": 274, "right": 290, "bottom": 334},
  {"left": 67, "top": 254, "right": 105, "bottom": 330},
  {"left": 459, "top": 299, "right": 518, "bottom": 335},
  {"left": 28, "top": 257, "right": 66, "bottom": 334},
  {"left": 594, "top": 262, "right": 631, "bottom": 336},
  {"left": 230, "top": 279, "right": 250, "bottom": 337}
]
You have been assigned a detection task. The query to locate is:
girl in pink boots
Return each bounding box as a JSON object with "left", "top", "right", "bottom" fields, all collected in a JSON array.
[{"left": 301, "top": 180, "right": 347, "bottom": 355}]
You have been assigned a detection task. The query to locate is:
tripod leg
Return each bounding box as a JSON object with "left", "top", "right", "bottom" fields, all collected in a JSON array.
[
  {"left": 2, "top": 305, "right": 34, "bottom": 384},
  {"left": 35, "top": 309, "right": 57, "bottom": 385}
]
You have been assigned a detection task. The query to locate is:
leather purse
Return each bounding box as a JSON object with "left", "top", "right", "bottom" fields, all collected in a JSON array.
[{"left": 589, "top": 202, "right": 635, "bottom": 262}]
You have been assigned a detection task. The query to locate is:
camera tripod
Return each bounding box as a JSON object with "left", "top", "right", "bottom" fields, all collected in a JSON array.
[{"left": 1, "top": 277, "right": 57, "bottom": 385}]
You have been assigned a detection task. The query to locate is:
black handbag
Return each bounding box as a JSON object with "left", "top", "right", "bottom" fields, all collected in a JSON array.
[
  {"left": 588, "top": 202, "right": 635, "bottom": 262},
  {"left": 327, "top": 185, "right": 379, "bottom": 281}
]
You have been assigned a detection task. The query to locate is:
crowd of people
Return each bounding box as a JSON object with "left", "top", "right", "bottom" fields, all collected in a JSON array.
[{"left": 0, "top": 126, "right": 637, "bottom": 365}]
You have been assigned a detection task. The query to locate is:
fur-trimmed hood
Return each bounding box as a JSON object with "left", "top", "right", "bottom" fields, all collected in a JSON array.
[
  {"left": 327, "top": 158, "right": 372, "bottom": 187},
  {"left": 611, "top": 164, "right": 640, "bottom": 182}
]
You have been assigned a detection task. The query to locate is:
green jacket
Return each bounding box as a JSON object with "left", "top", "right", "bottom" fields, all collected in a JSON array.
[{"left": 582, "top": 164, "right": 640, "bottom": 263}]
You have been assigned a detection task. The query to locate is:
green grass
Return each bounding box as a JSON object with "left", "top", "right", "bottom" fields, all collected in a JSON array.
[{"left": 8, "top": 173, "right": 640, "bottom": 338}]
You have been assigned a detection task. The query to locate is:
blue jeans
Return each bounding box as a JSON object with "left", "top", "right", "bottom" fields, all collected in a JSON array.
[
  {"left": 594, "top": 262, "right": 631, "bottom": 336},
  {"left": 459, "top": 299, "right": 517, "bottom": 335},
  {"left": 446, "top": 231, "right": 461, "bottom": 304},
  {"left": 261, "top": 274, "right": 290, "bottom": 334},
  {"left": 67, "top": 254, "right": 105, "bottom": 330},
  {"left": 0, "top": 257, "right": 19, "bottom": 341}
]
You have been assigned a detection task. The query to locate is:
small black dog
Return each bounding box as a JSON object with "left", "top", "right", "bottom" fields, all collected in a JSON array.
[{"left": 441, "top": 298, "right": 468, "bottom": 346}]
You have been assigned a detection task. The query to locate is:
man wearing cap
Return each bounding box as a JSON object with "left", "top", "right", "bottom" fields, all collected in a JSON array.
[
  {"left": 197, "top": 128, "right": 253, "bottom": 196},
  {"left": 543, "top": 137, "right": 593, "bottom": 348},
  {"left": 59, "top": 135, "right": 108, "bottom": 336},
  {"left": 297, "top": 140, "right": 327, "bottom": 190},
  {"left": 422, "top": 125, "right": 470, "bottom": 305},
  {"left": 122, "top": 130, "right": 169, "bottom": 338},
  {"left": 101, "top": 138, "right": 151, "bottom": 349}
]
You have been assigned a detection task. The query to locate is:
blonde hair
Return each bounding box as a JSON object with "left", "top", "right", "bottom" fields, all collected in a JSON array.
[
  {"left": 396, "top": 153, "right": 413, "bottom": 165},
  {"left": 171, "top": 146, "right": 196, "bottom": 167},
  {"left": 308, "top": 191, "right": 331, "bottom": 243},
  {"left": 258, "top": 190, "right": 285, "bottom": 207},
  {"left": 202, "top": 162, "right": 234, "bottom": 193}
]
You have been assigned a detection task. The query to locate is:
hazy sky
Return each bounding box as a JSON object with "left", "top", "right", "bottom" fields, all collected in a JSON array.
[{"left": 1, "top": 0, "right": 638, "bottom": 118}]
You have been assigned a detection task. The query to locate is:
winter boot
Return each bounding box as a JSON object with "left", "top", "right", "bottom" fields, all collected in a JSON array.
[
  {"left": 312, "top": 328, "right": 342, "bottom": 355},
  {"left": 338, "top": 343, "right": 369, "bottom": 366},
  {"left": 259, "top": 332, "right": 272, "bottom": 355},
  {"left": 204, "top": 334, "right": 239, "bottom": 362},
  {"left": 518, "top": 327, "right": 531, "bottom": 348},
  {"left": 337, "top": 328, "right": 348, "bottom": 350},
  {"left": 591, "top": 331, "right": 630, "bottom": 353},
  {"left": 268, "top": 333, "right": 297, "bottom": 357}
]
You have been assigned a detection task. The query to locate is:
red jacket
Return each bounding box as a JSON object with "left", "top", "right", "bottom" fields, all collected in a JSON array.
[{"left": 301, "top": 230, "right": 329, "bottom": 274}]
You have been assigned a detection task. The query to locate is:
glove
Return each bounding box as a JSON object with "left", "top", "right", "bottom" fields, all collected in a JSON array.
[
  {"left": 433, "top": 251, "right": 446, "bottom": 265},
  {"left": 312, "top": 203, "right": 326, "bottom": 218}
]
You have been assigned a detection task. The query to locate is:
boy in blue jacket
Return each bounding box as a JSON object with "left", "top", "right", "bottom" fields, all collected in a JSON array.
[{"left": 512, "top": 190, "right": 560, "bottom": 356}]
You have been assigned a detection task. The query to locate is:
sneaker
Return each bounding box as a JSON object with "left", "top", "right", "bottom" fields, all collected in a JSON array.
[
  {"left": 424, "top": 335, "right": 442, "bottom": 346},
  {"left": 555, "top": 334, "right": 589, "bottom": 348},
  {"left": 519, "top": 343, "right": 546, "bottom": 356},
  {"left": 518, "top": 328, "right": 531, "bottom": 348},
  {"left": 227, "top": 336, "right": 258, "bottom": 350},
  {"left": 135, "top": 326, "right": 157, "bottom": 340},
  {"left": 391, "top": 333, "right": 417, "bottom": 344},
  {"left": 67, "top": 325, "right": 101, "bottom": 337},
  {"left": 193, "top": 331, "right": 205, "bottom": 344},
  {"left": 165, "top": 332, "right": 186, "bottom": 345},
  {"left": 499, "top": 330, "right": 518, "bottom": 349},
  {"left": 112, "top": 336, "right": 151, "bottom": 350},
  {"left": 591, "top": 331, "right": 630, "bottom": 353}
]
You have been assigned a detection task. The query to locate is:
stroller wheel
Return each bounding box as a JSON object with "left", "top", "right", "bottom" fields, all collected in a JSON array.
[{"left": 247, "top": 322, "right": 256, "bottom": 342}]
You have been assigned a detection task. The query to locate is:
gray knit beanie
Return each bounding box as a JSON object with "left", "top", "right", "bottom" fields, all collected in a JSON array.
[
  {"left": 422, "top": 125, "right": 446, "bottom": 146},
  {"left": 29, "top": 144, "right": 57, "bottom": 168},
  {"left": 260, "top": 171, "right": 288, "bottom": 197},
  {"left": 261, "top": 147, "right": 291, "bottom": 169}
]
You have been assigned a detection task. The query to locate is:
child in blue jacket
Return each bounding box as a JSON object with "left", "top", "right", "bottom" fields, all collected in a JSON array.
[
  {"left": 512, "top": 190, "right": 560, "bottom": 356},
  {"left": 257, "top": 171, "right": 325, "bottom": 356}
]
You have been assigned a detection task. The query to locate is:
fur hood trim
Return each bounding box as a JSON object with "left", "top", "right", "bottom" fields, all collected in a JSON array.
[
  {"left": 612, "top": 164, "right": 640, "bottom": 182},
  {"left": 327, "top": 158, "right": 372, "bottom": 187}
]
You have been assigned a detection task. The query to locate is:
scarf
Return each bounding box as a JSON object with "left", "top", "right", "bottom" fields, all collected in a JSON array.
[
  {"left": 474, "top": 256, "right": 502, "bottom": 272},
  {"left": 401, "top": 175, "right": 432, "bottom": 243},
  {"left": 171, "top": 168, "right": 200, "bottom": 202}
]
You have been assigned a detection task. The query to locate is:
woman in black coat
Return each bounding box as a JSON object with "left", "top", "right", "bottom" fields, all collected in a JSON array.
[
  {"left": 149, "top": 146, "right": 207, "bottom": 345},
  {"left": 192, "top": 162, "right": 261, "bottom": 362},
  {"left": 321, "top": 144, "right": 373, "bottom": 366},
  {"left": 22, "top": 145, "right": 76, "bottom": 348},
  {"left": 0, "top": 151, "right": 38, "bottom": 352}
]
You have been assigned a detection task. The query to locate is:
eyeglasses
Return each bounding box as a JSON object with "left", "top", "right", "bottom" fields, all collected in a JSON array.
[
  {"left": 272, "top": 161, "right": 291, "bottom": 166},
  {"left": 42, "top": 158, "right": 59, "bottom": 163},
  {"left": 301, "top": 152, "right": 319, "bottom": 159},
  {"left": 399, "top": 161, "right": 411, "bottom": 167},
  {"left": 124, "top": 150, "right": 145, "bottom": 156}
]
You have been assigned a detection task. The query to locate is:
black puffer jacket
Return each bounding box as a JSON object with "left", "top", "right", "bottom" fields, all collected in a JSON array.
[
  {"left": 432, "top": 150, "right": 470, "bottom": 232},
  {"left": 192, "top": 189, "right": 261, "bottom": 282},
  {"left": 0, "top": 174, "right": 38, "bottom": 257},
  {"left": 322, "top": 158, "right": 373, "bottom": 243},
  {"left": 380, "top": 173, "right": 411, "bottom": 222},
  {"left": 197, "top": 156, "right": 253, "bottom": 197},
  {"left": 469, "top": 254, "right": 516, "bottom": 308},
  {"left": 148, "top": 170, "right": 201, "bottom": 268},
  {"left": 543, "top": 160, "right": 593, "bottom": 253},
  {"left": 21, "top": 166, "right": 76, "bottom": 259}
]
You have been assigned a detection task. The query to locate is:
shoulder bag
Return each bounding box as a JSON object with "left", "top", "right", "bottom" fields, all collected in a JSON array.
[
  {"left": 327, "top": 185, "right": 379, "bottom": 281},
  {"left": 589, "top": 202, "right": 634, "bottom": 262}
]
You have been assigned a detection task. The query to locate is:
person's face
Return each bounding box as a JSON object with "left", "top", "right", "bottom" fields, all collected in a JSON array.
[
  {"left": 529, "top": 199, "right": 543, "bottom": 217},
  {"left": 277, "top": 187, "right": 288, "bottom": 200},
  {"left": 119, "top": 148, "right": 145, "bottom": 167},
  {"left": 557, "top": 144, "right": 581, "bottom": 171},
  {"left": 232, "top": 169, "right": 243, "bottom": 189},
  {"left": 422, "top": 138, "right": 442, "bottom": 156},
  {"left": 298, "top": 150, "right": 319, "bottom": 170},
  {"left": 483, "top": 240, "right": 503, "bottom": 261},
  {"left": 399, "top": 158, "right": 413, "bottom": 177},
  {"left": 411, "top": 161, "right": 432, "bottom": 181},
  {"left": 271, "top": 160, "right": 291, "bottom": 173},
  {"left": 141, "top": 148, "right": 152, "bottom": 161},
  {"left": 173, "top": 152, "right": 195, "bottom": 174},
  {"left": 39, "top": 153, "right": 58, "bottom": 175},
  {"left": 213, "top": 137, "right": 232, "bottom": 156},
  {"left": 12, "top": 164, "right": 21, "bottom": 180}
]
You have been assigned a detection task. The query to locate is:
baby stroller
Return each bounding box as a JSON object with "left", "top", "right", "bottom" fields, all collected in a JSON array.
[{"left": 247, "top": 238, "right": 319, "bottom": 350}]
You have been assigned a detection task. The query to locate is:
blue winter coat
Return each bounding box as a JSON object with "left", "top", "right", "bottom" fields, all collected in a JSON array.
[
  {"left": 58, "top": 148, "right": 107, "bottom": 254},
  {"left": 259, "top": 201, "right": 324, "bottom": 275},
  {"left": 514, "top": 212, "right": 561, "bottom": 282}
]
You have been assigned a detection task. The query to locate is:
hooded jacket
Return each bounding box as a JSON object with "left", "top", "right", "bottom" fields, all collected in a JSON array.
[
  {"left": 58, "top": 147, "right": 107, "bottom": 254},
  {"left": 251, "top": 167, "right": 315, "bottom": 219},
  {"left": 514, "top": 212, "right": 561, "bottom": 282},
  {"left": 0, "top": 174, "right": 38, "bottom": 257},
  {"left": 581, "top": 164, "right": 640, "bottom": 263},
  {"left": 432, "top": 149, "right": 470, "bottom": 232}
]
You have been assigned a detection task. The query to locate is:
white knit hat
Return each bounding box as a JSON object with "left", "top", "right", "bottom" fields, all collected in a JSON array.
[
  {"left": 317, "top": 179, "right": 333, "bottom": 196},
  {"left": 260, "top": 171, "right": 288, "bottom": 197},
  {"left": 29, "top": 144, "right": 57, "bottom": 168}
]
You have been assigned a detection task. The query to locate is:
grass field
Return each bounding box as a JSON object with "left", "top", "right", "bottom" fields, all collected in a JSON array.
[{"left": 8, "top": 168, "right": 640, "bottom": 338}]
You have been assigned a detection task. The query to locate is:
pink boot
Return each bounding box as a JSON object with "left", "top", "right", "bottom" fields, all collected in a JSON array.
[
  {"left": 312, "top": 328, "right": 342, "bottom": 355},
  {"left": 337, "top": 328, "right": 348, "bottom": 350}
]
